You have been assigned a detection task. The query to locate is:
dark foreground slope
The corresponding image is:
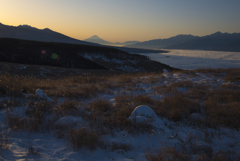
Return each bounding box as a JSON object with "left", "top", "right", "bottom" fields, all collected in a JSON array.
[
  {"left": 0, "top": 38, "right": 108, "bottom": 70},
  {"left": 0, "top": 38, "right": 177, "bottom": 73}
]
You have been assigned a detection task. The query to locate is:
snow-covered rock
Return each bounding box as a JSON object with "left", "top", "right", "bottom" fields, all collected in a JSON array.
[
  {"left": 130, "top": 105, "right": 157, "bottom": 118},
  {"left": 56, "top": 116, "right": 89, "bottom": 129},
  {"left": 129, "top": 105, "right": 165, "bottom": 128},
  {"left": 163, "top": 69, "right": 168, "bottom": 73},
  {"left": 36, "top": 89, "right": 52, "bottom": 102},
  {"left": 190, "top": 113, "right": 205, "bottom": 120}
]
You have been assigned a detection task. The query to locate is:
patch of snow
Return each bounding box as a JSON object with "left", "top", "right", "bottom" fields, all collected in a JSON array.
[
  {"left": 56, "top": 116, "right": 89, "bottom": 129},
  {"left": 163, "top": 69, "right": 168, "bottom": 73}
]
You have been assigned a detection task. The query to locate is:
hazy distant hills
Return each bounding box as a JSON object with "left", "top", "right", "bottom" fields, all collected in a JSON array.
[
  {"left": 126, "top": 32, "right": 240, "bottom": 52},
  {"left": 84, "top": 35, "right": 140, "bottom": 46},
  {"left": 0, "top": 23, "right": 97, "bottom": 46}
]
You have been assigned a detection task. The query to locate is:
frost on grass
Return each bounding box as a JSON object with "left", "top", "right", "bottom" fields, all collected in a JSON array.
[{"left": 1, "top": 69, "right": 240, "bottom": 160}]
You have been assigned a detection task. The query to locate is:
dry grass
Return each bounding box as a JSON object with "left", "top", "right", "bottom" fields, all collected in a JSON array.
[
  {"left": 4, "top": 113, "right": 29, "bottom": 131},
  {"left": 212, "top": 150, "right": 239, "bottom": 161},
  {"left": 111, "top": 142, "right": 132, "bottom": 153},
  {"left": 184, "top": 84, "right": 210, "bottom": 100},
  {"left": 4, "top": 100, "right": 55, "bottom": 132},
  {"left": 203, "top": 100, "right": 240, "bottom": 128},
  {"left": 145, "top": 147, "right": 190, "bottom": 161},
  {"left": 0, "top": 98, "right": 22, "bottom": 109},
  {"left": 54, "top": 100, "right": 80, "bottom": 116},
  {"left": 205, "top": 89, "right": 240, "bottom": 104},
  {"left": 133, "top": 94, "right": 155, "bottom": 107},
  {"left": 86, "top": 96, "right": 154, "bottom": 132},
  {"left": 86, "top": 98, "right": 133, "bottom": 130},
  {"left": 0, "top": 132, "right": 9, "bottom": 149},
  {"left": 154, "top": 95, "right": 201, "bottom": 121},
  {"left": 65, "top": 127, "right": 101, "bottom": 151}
]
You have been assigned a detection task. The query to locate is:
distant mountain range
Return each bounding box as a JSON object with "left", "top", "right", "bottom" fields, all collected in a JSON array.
[
  {"left": 126, "top": 32, "right": 240, "bottom": 52},
  {"left": 0, "top": 23, "right": 97, "bottom": 46},
  {"left": 1, "top": 23, "right": 239, "bottom": 52},
  {"left": 84, "top": 35, "right": 140, "bottom": 46},
  {"left": 0, "top": 23, "right": 164, "bottom": 53}
]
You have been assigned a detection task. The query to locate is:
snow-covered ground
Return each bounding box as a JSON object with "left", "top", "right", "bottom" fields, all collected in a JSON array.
[
  {"left": 0, "top": 70, "right": 240, "bottom": 160},
  {"left": 140, "top": 49, "right": 240, "bottom": 70}
]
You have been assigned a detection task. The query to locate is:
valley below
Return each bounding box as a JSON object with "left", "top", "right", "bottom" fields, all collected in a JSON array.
[{"left": 140, "top": 49, "right": 240, "bottom": 70}]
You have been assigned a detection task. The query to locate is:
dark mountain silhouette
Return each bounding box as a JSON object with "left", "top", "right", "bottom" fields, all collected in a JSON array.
[
  {"left": 0, "top": 23, "right": 97, "bottom": 46},
  {"left": 166, "top": 32, "right": 240, "bottom": 52},
  {"left": 126, "top": 32, "right": 240, "bottom": 52},
  {"left": 126, "top": 35, "right": 198, "bottom": 49},
  {"left": 0, "top": 23, "right": 164, "bottom": 53},
  {"left": 84, "top": 35, "right": 140, "bottom": 46}
]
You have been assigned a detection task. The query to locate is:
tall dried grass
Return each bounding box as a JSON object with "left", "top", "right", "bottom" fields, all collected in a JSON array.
[{"left": 154, "top": 95, "right": 201, "bottom": 121}]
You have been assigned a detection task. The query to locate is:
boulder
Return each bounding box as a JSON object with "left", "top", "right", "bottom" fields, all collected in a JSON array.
[
  {"left": 163, "top": 69, "right": 168, "bottom": 73},
  {"left": 129, "top": 105, "right": 165, "bottom": 128},
  {"left": 36, "top": 89, "right": 52, "bottom": 102}
]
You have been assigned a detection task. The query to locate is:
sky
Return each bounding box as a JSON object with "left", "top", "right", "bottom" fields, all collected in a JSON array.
[{"left": 1, "top": 0, "right": 240, "bottom": 42}]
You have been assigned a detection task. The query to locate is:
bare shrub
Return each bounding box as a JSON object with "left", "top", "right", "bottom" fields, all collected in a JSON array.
[
  {"left": 145, "top": 147, "right": 190, "bottom": 161},
  {"left": 88, "top": 100, "right": 113, "bottom": 113},
  {"left": 4, "top": 101, "right": 54, "bottom": 132},
  {"left": 65, "top": 127, "right": 101, "bottom": 151},
  {"left": 105, "top": 106, "right": 133, "bottom": 130},
  {"left": 0, "top": 132, "right": 10, "bottom": 149},
  {"left": 28, "top": 143, "right": 40, "bottom": 156},
  {"left": 4, "top": 113, "right": 28, "bottom": 130},
  {"left": 25, "top": 101, "right": 52, "bottom": 117},
  {"left": 154, "top": 95, "right": 201, "bottom": 121}
]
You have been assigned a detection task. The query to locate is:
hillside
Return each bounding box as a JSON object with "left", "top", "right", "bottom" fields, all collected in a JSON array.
[
  {"left": 126, "top": 32, "right": 240, "bottom": 52},
  {"left": 0, "top": 68, "right": 240, "bottom": 160},
  {"left": 0, "top": 38, "right": 177, "bottom": 73},
  {"left": 0, "top": 23, "right": 97, "bottom": 46}
]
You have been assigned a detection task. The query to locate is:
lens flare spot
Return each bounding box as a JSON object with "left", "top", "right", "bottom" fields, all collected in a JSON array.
[
  {"left": 41, "top": 50, "right": 46, "bottom": 54},
  {"left": 52, "top": 53, "right": 58, "bottom": 59}
]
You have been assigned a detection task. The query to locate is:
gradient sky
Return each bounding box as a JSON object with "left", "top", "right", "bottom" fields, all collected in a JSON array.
[{"left": 1, "top": 0, "right": 240, "bottom": 42}]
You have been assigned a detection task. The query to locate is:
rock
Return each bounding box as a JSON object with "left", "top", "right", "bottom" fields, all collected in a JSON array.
[
  {"left": 56, "top": 116, "right": 89, "bottom": 129},
  {"left": 36, "top": 89, "right": 52, "bottom": 102},
  {"left": 163, "top": 69, "right": 168, "bottom": 73},
  {"left": 128, "top": 105, "right": 165, "bottom": 128},
  {"left": 130, "top": 105, "right": 157, "bottom": 118},
  {"left": 20, "top": 89, "right": 27, "bottom": 93}
]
